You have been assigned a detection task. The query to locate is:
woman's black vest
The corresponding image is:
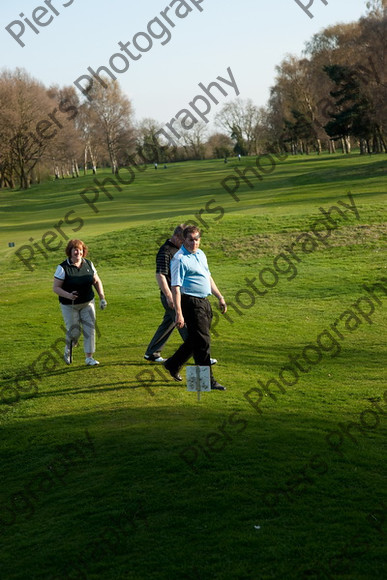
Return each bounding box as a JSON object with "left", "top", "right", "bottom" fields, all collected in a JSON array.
[{"left": 58, "top": 259, "right": 95, "bottom": 305}]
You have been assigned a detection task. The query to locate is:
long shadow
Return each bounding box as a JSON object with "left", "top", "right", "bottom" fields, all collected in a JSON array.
[
  {"left": 0, "top": 360, "right": 149, "bottom": 387},
  {"left": 0, "top": 368, "right": 384, "bottom": 579},
  {"left": 36, "top": 379, "right": 181, "bottom": 400}
]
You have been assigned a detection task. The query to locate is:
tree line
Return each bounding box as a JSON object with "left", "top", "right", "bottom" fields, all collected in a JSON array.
[{"left": 0, "top": 0, "right": 385, "bottom": 189}]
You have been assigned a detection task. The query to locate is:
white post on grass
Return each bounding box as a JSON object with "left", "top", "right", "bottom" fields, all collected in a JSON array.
[
  {"left": 186, "top": 366, "right": 211, "bottom": 402},
  {"left": 196, "top": 366, "right": 201, "bottom": 401}
]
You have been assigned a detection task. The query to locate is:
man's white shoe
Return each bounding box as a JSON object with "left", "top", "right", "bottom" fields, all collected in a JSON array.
[
  {"left": 144, "top": 354, "right": 166, "bottom": 363},
  {"left": 64, "top": 346, "right": 71, "bottom": 365},
  {"left": 85, "top": 357, "right": 99, "bottom": 366}
]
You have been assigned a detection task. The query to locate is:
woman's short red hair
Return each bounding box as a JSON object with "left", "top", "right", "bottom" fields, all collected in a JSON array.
[{"left": 65, "top": 239, "right": 88, "bottom": 258}]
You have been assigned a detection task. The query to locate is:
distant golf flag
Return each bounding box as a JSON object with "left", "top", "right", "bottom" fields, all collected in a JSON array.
[{"left": 186, "top": 366, "right": 211, "bottom": 401}]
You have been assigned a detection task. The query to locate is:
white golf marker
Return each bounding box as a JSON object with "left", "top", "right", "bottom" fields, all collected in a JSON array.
[{"left": 186, "top": 366, "right": 211, "bottom": 401}]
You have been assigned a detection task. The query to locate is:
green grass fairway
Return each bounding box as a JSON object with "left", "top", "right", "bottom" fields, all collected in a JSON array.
[{"left": 0, "top": 153, "right": 386, "bottom": 579}]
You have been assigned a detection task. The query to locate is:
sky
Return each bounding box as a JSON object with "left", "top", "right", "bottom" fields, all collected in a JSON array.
[{"left": 0, "top": 0, "right": 369, "bottom": 130}]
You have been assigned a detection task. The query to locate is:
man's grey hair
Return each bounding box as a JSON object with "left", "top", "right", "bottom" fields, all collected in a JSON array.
[{"left": 173, "top": 224, "right": 186, "bottom": 238}]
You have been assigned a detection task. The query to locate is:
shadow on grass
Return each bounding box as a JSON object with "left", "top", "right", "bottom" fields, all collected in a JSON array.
[
  {"left": 36, "top": 380, "right": 181, "bottom": 399},
  {"left": 0, "top": 400, "right": 385, "bottom": 580}
]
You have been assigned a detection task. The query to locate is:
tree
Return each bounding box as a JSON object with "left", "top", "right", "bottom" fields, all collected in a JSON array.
[
  {"left": 85, "top": 79, "right": 133, "bottom": 174},
  {"left": 365, "top": 0, "right": 387, "bottom": 17},
  {"left": 266, "top": 7, "right": 386, "bottom": 155},
  {"left": 268, "top": 55, "right": 332, "bottom": 154},
  {"left": 324, "top": 64, "right": 384, "bottom": 154},
  {"left": 181, "top": 123, "right": 208, "bottom": 160},
  {"left": 215, "top": 99, "right": 261, "bottom": 155},
  {"left": 46, "top": 85, "right": 82, "bottom": 178},
  {"left": 356, "top": 8, "right": 387, "bottom": 152},
  {"left": 206, "top": 133, "right": 233, "bottom": 158},
  {"left": 0, "top": 69, "right": 56, "bottom": 188},
  {"left": 136, "top": 118, "right": 166, "bottom": 163}
]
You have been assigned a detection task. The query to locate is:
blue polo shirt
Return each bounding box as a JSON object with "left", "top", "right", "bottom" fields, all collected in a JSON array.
[{"left": 171, "top": 245, "right": 211, "bottom": 298}]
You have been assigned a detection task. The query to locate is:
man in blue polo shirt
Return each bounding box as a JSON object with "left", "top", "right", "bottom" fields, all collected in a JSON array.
[{"left": 164, "top": 225, "right": 227, "bottom": 390}]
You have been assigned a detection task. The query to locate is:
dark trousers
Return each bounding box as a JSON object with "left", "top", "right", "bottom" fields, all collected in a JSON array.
[
  {"left": 166, "top": 295, "right": 213, "bottom": 377},
  {"left": 145, "top": 293, "right": 188, "bottom": 356}
]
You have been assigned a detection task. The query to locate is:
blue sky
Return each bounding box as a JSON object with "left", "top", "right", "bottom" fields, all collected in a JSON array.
[{"left": 1, "top": 0, "right": 368, "bottom": 129}]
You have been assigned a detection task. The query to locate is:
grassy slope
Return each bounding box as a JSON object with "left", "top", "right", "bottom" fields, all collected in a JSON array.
[{"left": 0, "top": 154, "right": 386, "bottom": 580}]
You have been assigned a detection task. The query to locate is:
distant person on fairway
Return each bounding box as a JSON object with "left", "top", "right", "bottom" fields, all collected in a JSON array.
[
  {"left": 163, "top": 225, "right": 227, "bottom": 390},
  {"left": 53, "top": 239, "right": 107, "bottom": 366}
]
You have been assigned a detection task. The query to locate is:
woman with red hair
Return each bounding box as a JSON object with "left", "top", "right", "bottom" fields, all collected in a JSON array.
[{"left": 53, "top": 239, "right": 107, "bottom": 366}]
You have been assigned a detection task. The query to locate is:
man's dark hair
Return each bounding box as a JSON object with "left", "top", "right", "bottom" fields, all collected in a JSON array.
[{"left": 183, "top": 225, "right": 201, "bottom": 239}]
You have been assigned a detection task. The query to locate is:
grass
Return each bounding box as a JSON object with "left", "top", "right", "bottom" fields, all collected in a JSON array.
[{"left": 0, "top": 153, "right": 386, "bottom": 579}]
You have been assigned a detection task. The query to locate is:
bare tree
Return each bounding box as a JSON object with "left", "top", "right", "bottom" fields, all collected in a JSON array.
[
  {"left": 206, "top": 132, "right": 233, "bottom": 158},
  {"left": 85, "top": 78, "right": 133, "bottom": 174},
  {"left": 181, "top": 122, "right": 208, "bottom": 159},
  {"left": 76, "top": 103, "right": 104, "bottom": 174},
  {"left": 45, "top": 85, "right": 83, "bottom": 178},
  {"left": 215, "top": 99, "right": 261, "bottom": 155},
  {"left": 0, "top": 69, "right": 54, "bottom": 188},
  {"left": 305, "top": 15, "right": 386, "bottom": 153},
  {"left": 136, "top": 118, "right": 165, "bottom": 163}
]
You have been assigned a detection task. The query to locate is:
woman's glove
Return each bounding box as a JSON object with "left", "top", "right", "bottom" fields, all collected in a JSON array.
[{"left": 100, "top": 298, "right": 107, "bottom": 310}]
